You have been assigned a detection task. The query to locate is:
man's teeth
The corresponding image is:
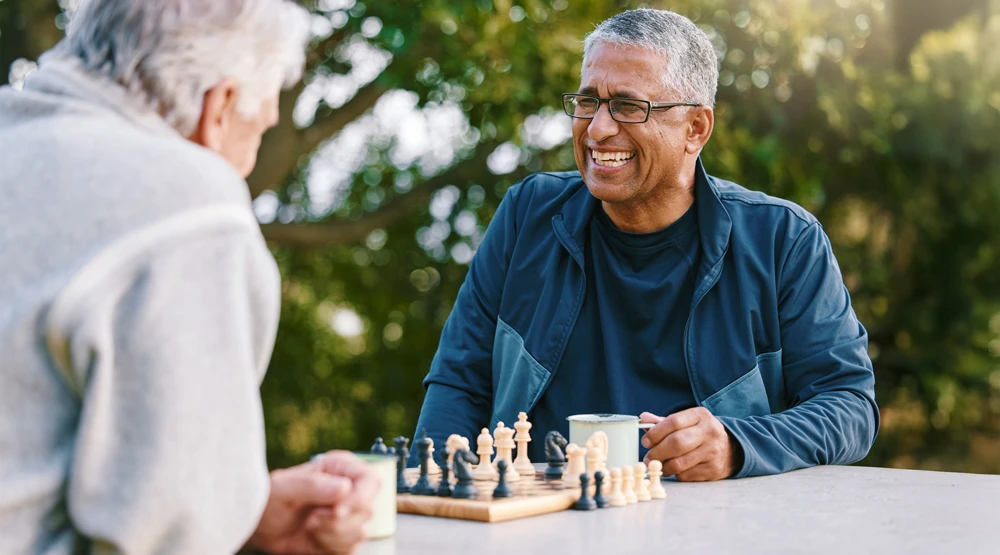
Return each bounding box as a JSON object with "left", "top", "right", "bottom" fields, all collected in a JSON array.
[{"left": 591, "top": 149, "right": 635, "bottom": 168}]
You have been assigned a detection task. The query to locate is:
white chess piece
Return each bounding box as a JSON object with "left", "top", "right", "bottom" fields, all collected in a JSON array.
[
  {"left": 445, "top": 434, "right": 469, "bottom": 470},
  {"left": 607, "top": 467, "right": 626, "bottom": 507},
  {"left": 622, "top": 465, "right": 638, "bottom": 504},
  {"left": 492, "top": 422, "right": 520, "bottom": 481},
  {"left": 425, "top": 438, "right": 442, "bottom": 475},
  {"left": 634, "top": 463, "right": 651, "bottom": 501},
  {"left": 648, "top": 460, "right": 667, "bottom": 500},
  {"left": 586, "top": 447, "right": 601, "bottom": 481},
  {"left": 563, "top": 443, "right": 586, "bottom": 488},
  {"left": 474, "top": 428, "right": 497, "bottom": 481},
  {"left": 513, "top": 412, "right": 534, "bottom": 476},
  {"left": 584, "top": 431, "right": 608, "bottom": 474}
]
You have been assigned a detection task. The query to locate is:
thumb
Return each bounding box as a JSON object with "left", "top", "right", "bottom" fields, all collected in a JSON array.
[
  {"left": 271, "top": 468, "right": 352, "bottom": 507},
  {"left": 639, "top": 412, "right": 664, "bottom": 424}
]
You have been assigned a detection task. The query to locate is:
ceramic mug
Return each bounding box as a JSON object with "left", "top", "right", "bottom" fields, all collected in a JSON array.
[
  {"left": 567, "top": 414, "right": 655, "bottom": 470},
  {"left": 354, "top": 452, "right": 397, "bottom": 540}
]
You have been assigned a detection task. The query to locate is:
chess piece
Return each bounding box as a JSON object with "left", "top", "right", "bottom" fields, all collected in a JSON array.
[
  {"left": 437, "top": 451, "right": 453, "bottom": 497},
  {"left": 386, "top": 446, "right": 397, "bottom": 456},
  {"left": 513, "top": 412, "right": 534, "bottom": 476},
  {"left": 593, "top": 471, "right": 609, "bottom": 508},
  {"left": 370, "top": 437, "right": 389, "bottom": 454},
  {"left": 544, "top": 431, "right": 568, "bottom": 480},
  {"left": 563, "top": 443, "right": 586, "bottom": 488},
  {"left": 451, "top": 449, "right": 479, "bottom": 499},
  {"left": 411, "top": 429, "right": 436, "bottom": 495},
  {"left": 622, "top": 465, "right": 637, "bottom": 504},
  {"left": 572, "top": 473, "right": 597, "bottom": 510},
  {"left": 648, "top": 460, "right": 667, "bottom": 500},
  {"left": 607, "top": 467, "right": 626, "bottom": 507},
  {"left": 586, "top": 447, "right": 601, "bottom": 482},
  {"left": 393, "top": 436, "right": 411, "bottom": 494},
  {"left": 493, "top": 460, "right": 514, "bottom": 498},
  {"left": 492, "top": 422, "right": 520, "bottom": 481},
  {"left": 634, "top": 463, "right": 651, "bottom": 501},
  {"left": 474, "top": 428, "right": 497, "bottom": 481},
  {"left": 584, "top": 431, "right": 608, "bottom": 474},
  {"left": 426, "top": 437, "right": 442, "bottom": 475},
  {"left": 445, "top": 434, "right": 470, "bottom": 470}
]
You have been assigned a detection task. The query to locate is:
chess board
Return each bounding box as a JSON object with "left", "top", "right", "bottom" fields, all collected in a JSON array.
[{"left": 396, "top": 467, "right": 581, "bottom": 523}]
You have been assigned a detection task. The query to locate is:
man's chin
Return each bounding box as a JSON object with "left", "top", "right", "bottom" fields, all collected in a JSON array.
[{"left": 582, "top": 174, "right": 633, "bottom": 203}]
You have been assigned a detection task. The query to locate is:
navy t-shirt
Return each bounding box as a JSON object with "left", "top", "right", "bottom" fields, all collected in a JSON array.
[{"left": 529, "top": 202, "right": 701, "bottom": 461}]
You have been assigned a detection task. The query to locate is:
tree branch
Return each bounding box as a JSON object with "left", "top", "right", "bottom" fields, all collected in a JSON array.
[
  {"left": 260, "top": 142, "right": 501, "bottom": 248},
  {"left": 302, "top": 81, "right": 387, "bottom": 150}
]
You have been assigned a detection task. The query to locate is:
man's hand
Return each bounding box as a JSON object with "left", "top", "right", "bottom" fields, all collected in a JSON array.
[
  {"left": 245, "top": 451, "right": 380, "bottom": 555},
  {"left": 640, "top": 408, "right": 743, "bottom": 481}
]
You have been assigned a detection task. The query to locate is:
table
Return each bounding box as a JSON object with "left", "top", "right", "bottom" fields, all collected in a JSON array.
[{"left": 360, "top": 465, "right": 1000, "bottom": 555}]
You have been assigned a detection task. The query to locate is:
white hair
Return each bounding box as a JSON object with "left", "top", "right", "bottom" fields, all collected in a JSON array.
[
  {"left": 584, "top": 8, "right": 719, "bottom": 107},
  {"left": 53, "top": 0, "right": 310, "bottom": 136}
]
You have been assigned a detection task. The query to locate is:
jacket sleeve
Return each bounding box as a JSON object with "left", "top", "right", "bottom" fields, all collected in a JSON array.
[
  {"left": 46, "top": 208, "right": 279, "bottom": 553},
  {"left": 717, "top": 221, "right": 879, "bottom": 478},
  {"left": 409, "top": 186, "right": 522, "bottom": 465}
]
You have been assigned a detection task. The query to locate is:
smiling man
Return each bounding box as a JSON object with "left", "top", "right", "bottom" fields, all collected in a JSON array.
[{"left": 412, "top": 8, "right": 878, "bottom": 480}]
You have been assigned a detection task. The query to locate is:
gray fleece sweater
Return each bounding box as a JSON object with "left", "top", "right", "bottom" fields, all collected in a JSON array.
[{"left": 0, "top": 57, "right": 280, "bottom": 554}]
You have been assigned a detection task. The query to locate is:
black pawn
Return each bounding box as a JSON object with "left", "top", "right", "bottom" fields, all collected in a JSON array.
[
  {"left": 371, "top": 437, "right": 388, "bottom": 454},
  {"left": 411, "top": 429, "right": 436, "bottom": 495},
  {"left": 572, "top": 473, "right": 597, "bottom": 510},
  {"left": 436, "top": 452, "right": 453, "bottom": 497},
  {"left": 393, "top": 436, "right": 410, "bottom": 494},
  {"left": 593, "top": 471, "right": 609, "bottom": 508},
  {"left": 493, "top": 460, "right": 514, "bottom": 498}
]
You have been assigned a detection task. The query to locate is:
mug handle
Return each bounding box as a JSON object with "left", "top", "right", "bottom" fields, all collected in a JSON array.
[{"left": 638, "top": 423, "right": 655, "bottom": 429}]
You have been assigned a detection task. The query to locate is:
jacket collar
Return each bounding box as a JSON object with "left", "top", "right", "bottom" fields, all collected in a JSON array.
[{"left": 554, "top": 157, "right": 733, "bottom": 271}]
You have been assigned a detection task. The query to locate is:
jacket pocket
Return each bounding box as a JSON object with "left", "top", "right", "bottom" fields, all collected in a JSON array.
[
  {"left": 701, "top": 353, "right": 775, "bottom": 418},
  {"left": 491, "top": 318, "right": 551, "bottom": 427}
]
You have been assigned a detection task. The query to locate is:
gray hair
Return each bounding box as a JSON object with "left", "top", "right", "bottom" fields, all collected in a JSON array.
[
  {"left": 53, "top": 0, "right": 310, "bottom": 136},
  {"left": 584, "top": 9, "right": 719, "bottom": 107}
]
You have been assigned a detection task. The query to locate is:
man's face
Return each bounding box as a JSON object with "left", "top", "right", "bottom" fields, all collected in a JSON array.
[
  {"left": 218, "top": 94, "right": 280, "bottom": 178},
  {"left": 573, "top": 43, "right": 693, "bottom": 205}
]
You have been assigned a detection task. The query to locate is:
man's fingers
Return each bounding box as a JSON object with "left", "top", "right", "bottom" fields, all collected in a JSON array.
[
  {"left": 338, "top": 467, "right": 380, "bottom": 518},
  {"left": 661, "top": 446, "right": 711, "bottom": 478},
  {"left": 641, "top": 407, "right": 705, "bottom": 448},
  {"left": 271, "top": 467, "right": 352, "bottom": 507},
  {"left": 643, "top": 426, "right": 703, "bottom": 464},
  {"left": 312, "top": 450, "right": 382, "bottom": 517},
  {"left": 676, "top": 460, "right": 724, "bottom": 482}
]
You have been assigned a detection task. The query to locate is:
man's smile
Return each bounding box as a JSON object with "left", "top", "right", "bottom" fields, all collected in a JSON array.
[{"left": 590, "top": 148, "right": 636, "bottom": 169}]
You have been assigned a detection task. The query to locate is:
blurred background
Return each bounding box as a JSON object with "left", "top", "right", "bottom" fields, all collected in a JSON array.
[{"left": 3, "top": 0, "right": 999, "bottom": 474}]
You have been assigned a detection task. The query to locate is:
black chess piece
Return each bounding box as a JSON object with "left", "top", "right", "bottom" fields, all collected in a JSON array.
[
  {"left": 572, "top": 473, "right": 597, "bottom": 510},
  {"left": 593, "top": 471, "right": 609, "bottom": 508},
  {"left": 493, "top": 460, "right": 514, "bottom": 498},
  {"left": 393, "top": 436, "right": 411, "bottom": 493},
  {"left": 451, "top": 449, "right": 479, "bottom": 499},
  {"left": 387, "top": 446, "right": 397, "bottom": 456},
  {"left": 370, "top": 437, "right": 388, "bottom": 454},
  {"left": 544, "top": 431, "right": 568, "bottom": 480},
  {"left": 436, "top": 451, "right": 453, "bottom": 497},
  {"left": 411, "top": 429, "right": 436, "bottom": 495}
]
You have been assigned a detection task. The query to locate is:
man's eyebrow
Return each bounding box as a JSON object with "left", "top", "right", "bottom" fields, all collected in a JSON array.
[
  {"left": 609, "top": 90, "right": 642, "bottom": 100},
  {"left": 577, "top": 86, "right": 599, "bottom": 95}
]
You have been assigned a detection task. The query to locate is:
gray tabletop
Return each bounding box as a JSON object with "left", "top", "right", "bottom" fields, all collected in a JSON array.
[{"left": 360, "top": 465, "right": 1000, "bottom": 555}]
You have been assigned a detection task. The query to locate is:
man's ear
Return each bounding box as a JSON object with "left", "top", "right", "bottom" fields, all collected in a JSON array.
[
  {"left": 189, "top": 78, "right": 240, "bottom": 151},
  {"left": 685, "top": 106, "right": 714, "bottom": 155}
]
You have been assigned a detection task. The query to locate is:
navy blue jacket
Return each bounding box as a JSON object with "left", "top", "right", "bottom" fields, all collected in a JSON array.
[{"left": 413, "top": 160, "right": 878, "bottom": 477}]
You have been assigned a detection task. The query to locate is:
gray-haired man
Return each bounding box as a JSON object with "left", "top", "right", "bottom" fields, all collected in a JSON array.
[
  {"left": 413, "top": 8, "right": 877, "bottom": 481},
  {"left": 0, "top": 1, "right": 377, "bottom": 553}
]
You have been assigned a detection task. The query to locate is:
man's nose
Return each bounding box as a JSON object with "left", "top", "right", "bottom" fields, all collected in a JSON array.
[{"left": 587, "top": 103, "right": 620, "bottom": 142}]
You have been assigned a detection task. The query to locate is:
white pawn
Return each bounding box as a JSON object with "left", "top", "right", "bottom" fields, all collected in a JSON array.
[
  {"left": 584, "top": 431, "right": 608, "bottom": 475},
  {"left": 634, "top": 463, "right": 651, "bottom": 501},
  {"left": 648, "top": 460, "right": 667, "bottom": 500},
  {"left": 513, "top": 412, "right": 535, "bottom": 476},
  {"left": 426, "top": 437, "right": 442, "bottom": 475},
  {"left": 622, "top": 465, "right": 638, "bottom": 504},
  {"left": 474, "top": 428, "right": 497, "bottom": 481},
  {"left": 586, "top": 447, "right": 601, "bottom": 481},
  {"left": 492, "top": 422, "right": 519, "bottom": 481},
  {"left": 445, "top": 434, "right": 470, "bottom": 471},
  {"left": 607, "top": 467, "right": 626, "bottom": 507},
  {"left": 563, "top": 443, "right": 586, "bottom": 488}
]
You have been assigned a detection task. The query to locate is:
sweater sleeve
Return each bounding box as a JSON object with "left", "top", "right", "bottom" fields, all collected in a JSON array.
[
  {"left": 718, "top": 222, "right": 880, "bottom": 478},
  {"left": 45, "top": 205, "right": 280, "bottom": 554}
]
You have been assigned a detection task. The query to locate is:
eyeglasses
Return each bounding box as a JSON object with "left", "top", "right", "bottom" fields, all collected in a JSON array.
[{"left": 562, "top": 93, "right": 700, "bottom": 124}]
